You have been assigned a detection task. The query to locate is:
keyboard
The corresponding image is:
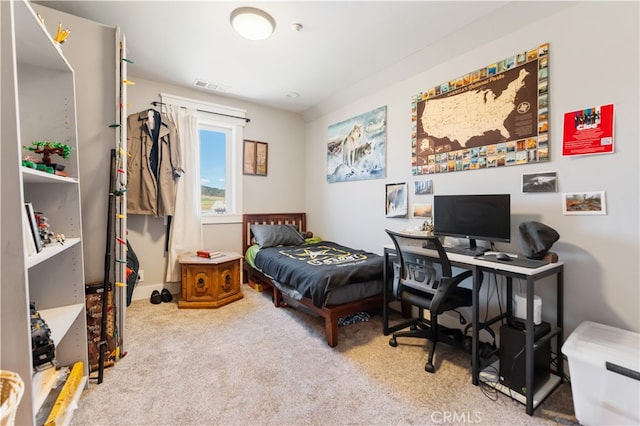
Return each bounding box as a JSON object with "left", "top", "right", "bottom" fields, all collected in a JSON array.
[
  {"left": 445, "top": 246, "right": 489, "bottom": 257},
  {"left": 421, "top": 241, "right": 488, "bottom": 257},
  {"left": 479, "top": 254, "right": 549, "bottom": 269}
]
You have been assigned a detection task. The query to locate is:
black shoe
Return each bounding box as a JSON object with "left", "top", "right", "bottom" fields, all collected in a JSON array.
[
  {"left": 160, "top": 289, "right": 173, "bottom": 303},
  {"left": 150, "top": 290, "right": 162, "bottom": 304}
]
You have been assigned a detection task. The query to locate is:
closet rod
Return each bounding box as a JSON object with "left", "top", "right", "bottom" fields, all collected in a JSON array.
[{"left": 150, "top": 101, "right": 251, "bottom": 123}]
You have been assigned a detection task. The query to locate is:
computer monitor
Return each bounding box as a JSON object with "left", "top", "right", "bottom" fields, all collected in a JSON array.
[{"left": 433, "top": 194, "right": 511, "bottom": 250}]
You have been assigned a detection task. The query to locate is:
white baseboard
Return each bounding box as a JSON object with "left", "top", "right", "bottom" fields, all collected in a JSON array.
[{"left": 131, "top": 282, "right": 180, "bottom": 302}]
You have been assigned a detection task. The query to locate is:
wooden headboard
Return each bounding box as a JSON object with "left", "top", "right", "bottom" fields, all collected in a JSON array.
[{"left": 242, "top": 213, "right": 307, "bottom": 255}]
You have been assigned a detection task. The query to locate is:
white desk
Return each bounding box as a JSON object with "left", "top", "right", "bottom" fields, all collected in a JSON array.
[{"left": 382, "top": 243, "right": 564, "bottom": 416}]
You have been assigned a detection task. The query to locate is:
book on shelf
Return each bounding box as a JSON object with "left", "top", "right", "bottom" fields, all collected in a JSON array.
[
  {"left": 25, "top": 202, "right": 43, "bottom": 253},
  {"left": 197, "top": 249, "right": 223, "bottom": 259},
  {"left": 23, "top": 208, "right": 37, "bottom": 256}
]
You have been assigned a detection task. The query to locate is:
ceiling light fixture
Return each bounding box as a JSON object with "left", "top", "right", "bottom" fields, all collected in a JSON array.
[{"left": 230, "top": 7, "right": 276, "bottom": 41}]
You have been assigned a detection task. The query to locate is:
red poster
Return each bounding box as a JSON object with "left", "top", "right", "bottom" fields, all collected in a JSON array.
[{"left": 562, "top": 104, "right": 614, "bottom": 156}]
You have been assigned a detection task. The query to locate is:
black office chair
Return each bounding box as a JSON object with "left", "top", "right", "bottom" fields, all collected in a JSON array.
[{"left": 385, "top": 229, "right": 480, "bottom": 373}]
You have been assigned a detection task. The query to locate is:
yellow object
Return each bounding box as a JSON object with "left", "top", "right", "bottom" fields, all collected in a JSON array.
[
  {"left": 53, "top": 23, "right": 70, "bottom": 44},
  {"left": 115, "top": 282, "right": 126, "bottom": 287},
  {"left": 44, "top": 362, "right": 83, "bottom": 426},
  {"left": 0, "top": 370, "right": 25, "bottom": 426}
]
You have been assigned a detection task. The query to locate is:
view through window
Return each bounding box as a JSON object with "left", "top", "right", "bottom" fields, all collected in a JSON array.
[{"left": 199, "top": 126, "right": 230, "bottom": 214}]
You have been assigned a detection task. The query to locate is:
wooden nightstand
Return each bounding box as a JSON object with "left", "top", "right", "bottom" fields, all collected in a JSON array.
[{"left": 177, "top": 252, "right": 243, "bottom": 308}]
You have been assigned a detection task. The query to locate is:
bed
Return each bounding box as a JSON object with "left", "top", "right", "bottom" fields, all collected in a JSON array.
[{"left": 242, "top": 213, "right": 385, "bottom": 347}]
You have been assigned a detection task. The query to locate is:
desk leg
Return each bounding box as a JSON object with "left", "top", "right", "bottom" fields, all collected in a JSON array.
[
  {"left": 472, "top": 266, "right": 481, "bottom": 385},
  {"left": 525, "top": 276, "right": 535, "bottom": 415},
  {"left": 557, "top": 268, "right": 564, "bottom": 381},
  {"left": 383, "top": 250, "right": 390, "bottom": 335}
]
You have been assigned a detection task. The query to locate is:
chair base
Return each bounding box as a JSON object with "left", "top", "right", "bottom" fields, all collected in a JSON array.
[{"left": 388, "top": 319, "right": 466, "bottom": 373}]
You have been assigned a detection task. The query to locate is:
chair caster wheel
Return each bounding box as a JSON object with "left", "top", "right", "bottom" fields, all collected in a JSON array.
[
  {"left": 389, "top": 337, "right": 398, "bottom": 347},
  {"left": 462, "top": 336, "right": 472, "bottom": 352},
  {"left": 425, "top": 363, "right": 435, "bottom": 373}
]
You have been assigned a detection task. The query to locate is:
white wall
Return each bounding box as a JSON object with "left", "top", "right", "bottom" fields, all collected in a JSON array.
[
  {"left": 125, "top": 77, "right": 306, "bottom": 297},
  {"left": 304, "top": 1, "right": 640, "bottom": 338}
]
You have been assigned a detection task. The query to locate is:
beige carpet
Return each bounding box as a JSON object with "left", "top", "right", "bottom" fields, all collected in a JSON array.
[{"left": 71, "top": 286, "right": 577, "bottom": 425}]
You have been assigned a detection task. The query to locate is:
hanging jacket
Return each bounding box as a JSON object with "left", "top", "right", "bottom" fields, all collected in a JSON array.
[{"left": 127, "top": 109, "right": 182, "bottom": 216}]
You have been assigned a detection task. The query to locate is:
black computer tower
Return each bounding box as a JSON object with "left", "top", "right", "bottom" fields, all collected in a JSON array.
[{"left": 499, "top": 321, "right": 551, "bottom": 396}]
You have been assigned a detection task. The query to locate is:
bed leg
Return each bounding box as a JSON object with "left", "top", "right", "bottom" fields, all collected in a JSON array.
[
  {"left": 272, "top": 286, "right": 284, "bottom": 307},
  {"left": 325, "top": 318, "right": 338, "bottom": 347}
]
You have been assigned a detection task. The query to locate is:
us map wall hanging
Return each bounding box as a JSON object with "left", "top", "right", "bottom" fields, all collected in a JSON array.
[{"left": 411, "top": 43, "right": 550, "bottom": 175}]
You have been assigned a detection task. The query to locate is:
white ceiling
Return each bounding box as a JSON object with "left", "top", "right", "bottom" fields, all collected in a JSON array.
[{"left": 34, "top": 1, "right": 572, "bottom": 120}]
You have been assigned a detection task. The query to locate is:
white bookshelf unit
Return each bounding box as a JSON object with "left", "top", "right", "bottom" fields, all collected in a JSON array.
[{"left": 1, "top": 0, "right": 89, "bottom": 424}]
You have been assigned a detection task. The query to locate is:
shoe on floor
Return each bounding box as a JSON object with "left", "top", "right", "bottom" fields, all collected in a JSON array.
[
  {"left": 150, "top": 290, "right": 162, "bottom": 304},
  {"left": 161, "top": 289, "right": 173, "bottom": 303}
]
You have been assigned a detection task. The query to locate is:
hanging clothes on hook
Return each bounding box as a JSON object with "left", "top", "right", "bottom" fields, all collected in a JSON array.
[{"left": 127, "top": 107, "right": 182, "bottom": 217}]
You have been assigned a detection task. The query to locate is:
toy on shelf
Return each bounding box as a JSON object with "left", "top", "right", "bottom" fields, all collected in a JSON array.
[
  {"left": 35, "top": 213, "right": 56, "bottom": 247},
  {"left": 54, "top": 22, "right": 70, "bottom": 44},
  {"left": 23, "top": 141, "right": 72, "bottom": 175}
]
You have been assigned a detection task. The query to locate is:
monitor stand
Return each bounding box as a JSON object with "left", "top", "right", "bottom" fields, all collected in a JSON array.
[{"left": 448, "top": 239, "right": 488, "bottom": 256}]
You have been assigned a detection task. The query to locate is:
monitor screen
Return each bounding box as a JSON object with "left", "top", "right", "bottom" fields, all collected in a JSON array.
[{"left": 433, "top": 194, "right": 511, "bottom": 246}]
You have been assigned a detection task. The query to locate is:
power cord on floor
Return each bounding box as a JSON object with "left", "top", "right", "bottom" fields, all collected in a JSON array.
[
  {"left": 479, "top": 362, "right": 532, "bottom": 406},
  {"left": 478, "top": 363, "right": 500, "bottom": 401}
]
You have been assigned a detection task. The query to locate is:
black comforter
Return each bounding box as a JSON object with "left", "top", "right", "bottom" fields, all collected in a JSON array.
[{"left": 254, "top": 241, "right": 384, "bottom": 307}]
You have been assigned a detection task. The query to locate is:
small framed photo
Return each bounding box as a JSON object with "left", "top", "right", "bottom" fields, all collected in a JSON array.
[
  {"left": 243, "top": 140, "right": 268, "bottom": 176},
  {"left": 385, "top": 182, "right": 408, "bottom": 218},
  {"left": 413, "top": 203, "right": 432, "bottom": 218},
  {"left": 522, "top": 171, "right": 557, "bottom": 193},
  {"left": 562, "top": 191, "right": 607, "bottom": 215},
  {"left": 255, "top": 141, "right": 268, "bottom": 176},
  {"left": 414, "top": 179, "right": 433, "bottom": 195}
]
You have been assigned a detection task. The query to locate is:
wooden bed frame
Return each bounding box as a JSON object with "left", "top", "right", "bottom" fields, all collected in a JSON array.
[{"left": 242, "top": 212, "right": 384, "bottom": 347}]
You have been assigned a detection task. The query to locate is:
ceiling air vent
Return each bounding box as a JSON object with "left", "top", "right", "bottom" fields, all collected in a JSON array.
[
  {"left": 193, "top": 79, "right": 231, "bottom": 93},
  {"left": 193, "top": 79, "right": 209, "bottom": 89}
]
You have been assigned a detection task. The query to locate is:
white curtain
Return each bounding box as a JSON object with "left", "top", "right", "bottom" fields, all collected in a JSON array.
[{"left": 165, "top": 105, "right": 203, "bottom": 282}]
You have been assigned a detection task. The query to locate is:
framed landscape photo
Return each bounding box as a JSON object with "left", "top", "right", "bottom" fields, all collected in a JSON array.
[
  {"left": 522, "top": 171, "right": 557, "bottom": 193},
  {"left": 243, "top": 140, "right": 256, "bottom": 175},
  {"left": 243, "top": 140, "right": 268, "bottom": 176},
  {"left": 255, "top": 141, "right": 268, "bottom": 176},
  {"left": 413, "top": 203, "right": 432, "bottom": 218},
  {"left": 562, "top": 191, "right": 607, "bottom": 215}
]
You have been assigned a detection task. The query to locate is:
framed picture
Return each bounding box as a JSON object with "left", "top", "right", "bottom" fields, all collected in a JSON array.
[
  {"left": 562, "top": 191, "right": 607, "bottom": 215},
  {"left": 243, "top": 140, "right": 268, "bottom": 176},
  {"left": 413, "top": 203, "right": 432, "bottom": 218},
  {"left": 327, "top": 105, "right": 387, "bottom": 183},
  {"left": 255, "top": 141, "right": 268, "bottom": 176},
  {"left": 522, "top": 171, "right": 557, "bottom": 193},
  {"left": 412, "top": 43, "right": 550, "bottom": 176},
  {"left": 414, "top": 179, "right": 433, "bottom": 195},
  {"left": 385, "top": 182, "right": 407, "bottom": 218}
]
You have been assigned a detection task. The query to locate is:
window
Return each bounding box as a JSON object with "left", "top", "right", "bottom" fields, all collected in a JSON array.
[
  {"left": 198, "top": 116, "right": 243, "bottom": 224},
  {"left": 199, "top": 125, "right": 229, "bottom": 213},
  {"left": 159, "top": 93, "right": 246, "bottom": 224}
]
